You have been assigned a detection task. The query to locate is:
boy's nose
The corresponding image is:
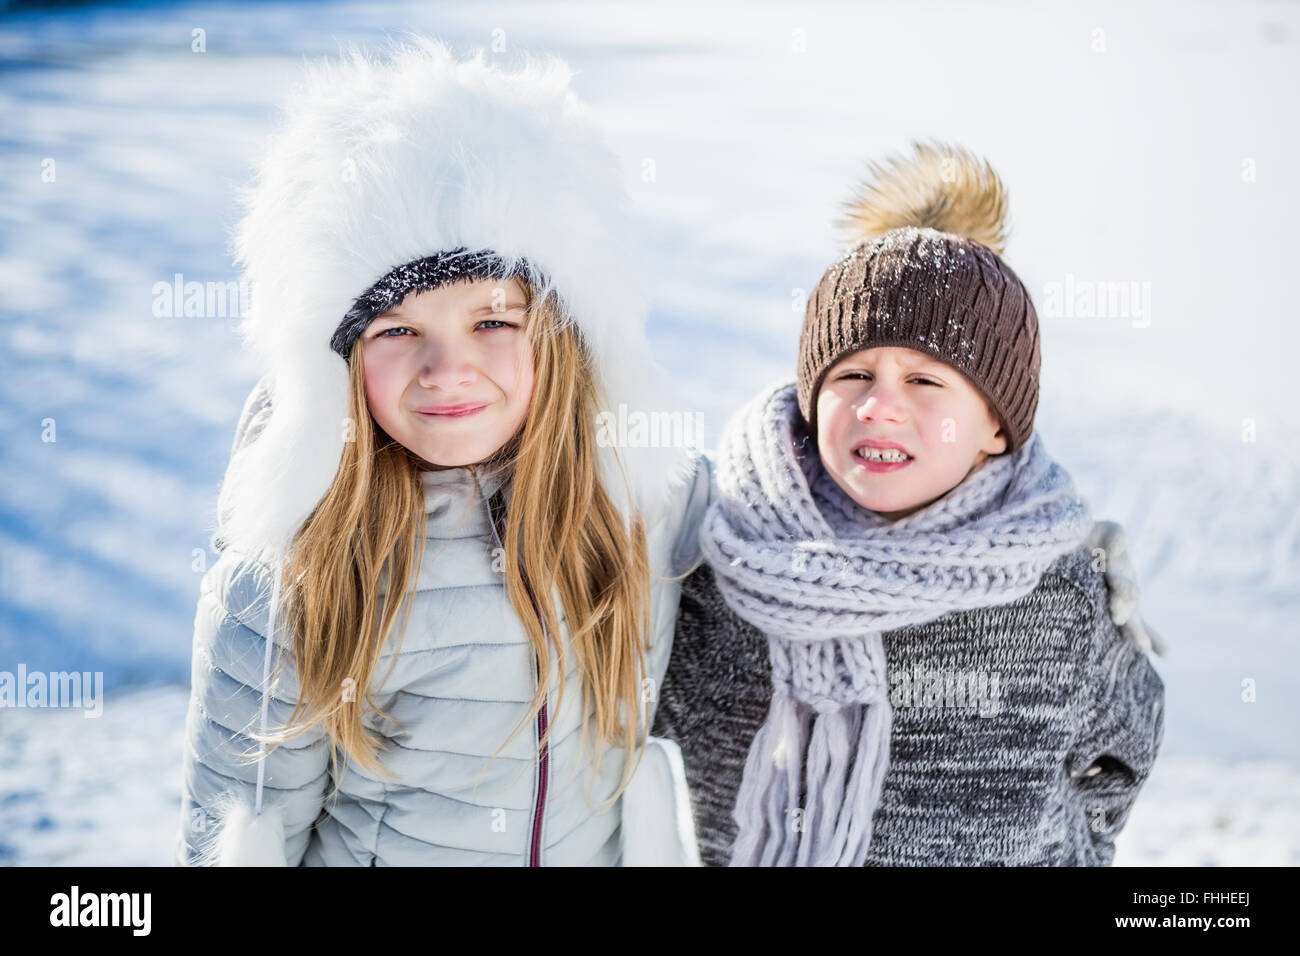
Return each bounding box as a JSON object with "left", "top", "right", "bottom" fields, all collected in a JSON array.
[{"left": 856, "top": 391, "right": 906, "bottom": 423}]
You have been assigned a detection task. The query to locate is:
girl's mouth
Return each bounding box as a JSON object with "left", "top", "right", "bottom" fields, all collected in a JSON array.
[
  {"left": 416, "top": 403, "right": 488, "bottom": 418},
  {"left": 853, "top": 446, "right": 914, "bottom": 473}
]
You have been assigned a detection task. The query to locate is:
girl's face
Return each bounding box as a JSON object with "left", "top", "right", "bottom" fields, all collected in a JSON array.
[
  {"left": 360, "top": 278, "right": 534, "bottom": 469},
  {"left": 816, "top": 346, "right": 1007, "bottom": 521}
]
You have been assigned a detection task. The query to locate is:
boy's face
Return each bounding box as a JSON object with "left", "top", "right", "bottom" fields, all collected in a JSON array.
[
  {"left": 360, "top": 278, "right": 534, "bottom": 469},
  {"left": 816, "top": 346, "right": 1007, "bottom": 521}
]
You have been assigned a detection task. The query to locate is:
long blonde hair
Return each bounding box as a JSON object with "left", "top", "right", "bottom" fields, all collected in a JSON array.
[{"left": 249, "top": 279, "right": 652, "bottom": 810}]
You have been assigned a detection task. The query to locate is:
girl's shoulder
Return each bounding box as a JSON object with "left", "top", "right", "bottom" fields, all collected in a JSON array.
[
  {"left": 230, "top": 374, "right": 273, "bottom": 457},
  {"left": 202, "top": 376, "right": 279, "bottom": 633},
  {"left": 200, "top": 546, "right": 283, "bottom": 644}
]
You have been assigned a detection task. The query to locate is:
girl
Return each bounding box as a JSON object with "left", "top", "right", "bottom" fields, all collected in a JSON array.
[
  {"left": 651, "top": 141, "right": 1167, "bottom": 866},
  {"left": 174, "top": 38, "right": 706, "bottom": 866}
]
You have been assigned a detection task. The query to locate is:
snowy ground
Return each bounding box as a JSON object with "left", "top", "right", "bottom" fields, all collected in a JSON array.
[
  {"left": 1, "top": 683, "right": 1296, "bottom": 866},
  {"left": 1, "top": 0, "right": 1296, "bottom": 865}
]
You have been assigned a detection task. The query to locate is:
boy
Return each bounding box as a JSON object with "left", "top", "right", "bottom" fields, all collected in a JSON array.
[{"left": 651, "top": 142, "right": 1165, "bottom": 866}]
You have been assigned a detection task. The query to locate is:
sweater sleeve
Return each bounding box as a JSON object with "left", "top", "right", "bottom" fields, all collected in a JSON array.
[
  {"left": 650, "top": 562, "right": 775, "bottom": 867},
  {"left": 649, "top": 565, "right": 706, "bottom": 748},
  {"left": 174, "top": 374, "right": 331, "bottom": 865},
  {"left": 1065, "top": 591, "right": 1166, "bottom": 865}
]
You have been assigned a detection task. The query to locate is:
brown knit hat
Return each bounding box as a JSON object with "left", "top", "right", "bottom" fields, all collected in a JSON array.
[{"left": 797, "top": 141, "right": 1040, "bottom": 452}]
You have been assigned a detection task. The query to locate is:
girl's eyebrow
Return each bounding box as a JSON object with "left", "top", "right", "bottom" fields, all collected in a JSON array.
[
  {"left": 471, "top": 301, "right": 526, "bottom": 314},
  {"left": 372, "top": 300, "right": 527, "bottom": 322}
]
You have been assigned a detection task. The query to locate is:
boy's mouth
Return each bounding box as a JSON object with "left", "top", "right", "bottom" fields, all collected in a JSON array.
[{"left": 852, "top": 439, "right": 914, "bottom": 463}]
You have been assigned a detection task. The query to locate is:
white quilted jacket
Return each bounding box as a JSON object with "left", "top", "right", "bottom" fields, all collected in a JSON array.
[{"left": 175, "top": 380, "right": 708, "bottom": 866}]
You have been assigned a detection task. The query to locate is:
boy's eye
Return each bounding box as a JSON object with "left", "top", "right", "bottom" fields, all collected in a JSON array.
[
  {"left": 840, "top": 371, "right": 940, "bottom": 386},
  {"left": 476, "top": 319, "right": 518, "bottom": 331},
  {"left": 376, "top": 326, "right": 413, "bottom": 337}
]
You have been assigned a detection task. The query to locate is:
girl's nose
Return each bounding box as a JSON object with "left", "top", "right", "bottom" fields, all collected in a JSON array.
[{"left": 417, "top": 343, "right": 475, "bottom": 389}]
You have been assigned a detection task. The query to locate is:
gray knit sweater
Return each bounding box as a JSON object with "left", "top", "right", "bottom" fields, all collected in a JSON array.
[{"left": 651, "top": 546, "right": 1165, "bottom": 866}]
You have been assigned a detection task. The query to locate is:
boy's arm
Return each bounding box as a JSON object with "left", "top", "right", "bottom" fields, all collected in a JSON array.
[
  {"left": 650, "top": 560, "right": 775, "bottom": 867},
  {"left": 1065, "top": 589, "right": 1166, "bottom": 864},
  {"left": 650, "top": 561, "right": 723, "bottom": 745}
]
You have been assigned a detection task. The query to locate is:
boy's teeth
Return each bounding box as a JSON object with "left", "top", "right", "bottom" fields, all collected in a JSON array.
[{"left": 855, "top": 446, "right": 911, "bottom": 462}]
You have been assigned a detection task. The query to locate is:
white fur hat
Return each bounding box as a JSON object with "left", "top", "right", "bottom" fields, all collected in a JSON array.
[{"left": 215, "top": 35, "right": 690, "bottom": 561}]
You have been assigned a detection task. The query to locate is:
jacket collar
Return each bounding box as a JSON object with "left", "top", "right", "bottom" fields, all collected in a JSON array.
[{"left": 420, "top": 462, "right": 510, "bottom": 535}]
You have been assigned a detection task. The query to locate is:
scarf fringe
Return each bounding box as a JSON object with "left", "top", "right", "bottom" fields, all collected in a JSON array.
[
  {"left": 711, "top": 381, "right": 1093, "bottom": 866},
  {"left": 729, "top": 691, "right": 807, "bottom": 866}
]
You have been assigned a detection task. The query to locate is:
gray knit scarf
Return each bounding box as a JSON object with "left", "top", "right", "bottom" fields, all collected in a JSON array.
[{"left": 700, "top": 381, "right": 1094, "bottom": 866}]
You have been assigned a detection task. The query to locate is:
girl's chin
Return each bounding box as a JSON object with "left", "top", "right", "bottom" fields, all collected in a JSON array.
[{"left": 407, "top": 440, "right": 503, "bottom": 469}]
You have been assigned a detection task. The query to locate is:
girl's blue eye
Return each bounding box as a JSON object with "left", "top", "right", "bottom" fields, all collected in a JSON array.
[{"left": 372, "top": 319, "right": 519, "bottom": 338}]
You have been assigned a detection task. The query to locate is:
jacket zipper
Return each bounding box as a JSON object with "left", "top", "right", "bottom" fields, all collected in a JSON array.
[
  {"left": 527, "top": 612, "right": 549, "bottom": 868},
  {"left": 490, "top": 505, "right": 549, "bottom": 867}
]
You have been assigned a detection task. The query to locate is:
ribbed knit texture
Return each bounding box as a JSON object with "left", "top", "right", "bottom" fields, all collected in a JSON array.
[
  {"left": 699, "top": 380, "right": 1097, "bottom": 866},
  {"left": 329, "top": 247, "right": 531, "bottom": 361},
  {"left": 796, "top": 226, "right": 1040, "bottom": 450},
  {"left": 651, "top": 551, "right": 1167, "bottom": 866}
]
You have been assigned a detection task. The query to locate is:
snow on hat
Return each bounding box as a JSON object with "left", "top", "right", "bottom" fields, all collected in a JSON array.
[
  {"left": 214, "top": 36, "right": 691, "bottom": 565},
  {"left": 797, "top": 140, "right": 1040, "bottom": 451}
]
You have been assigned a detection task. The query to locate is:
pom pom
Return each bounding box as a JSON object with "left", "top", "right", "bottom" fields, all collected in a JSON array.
[
  {"left": 194, "top": 793, "right": 290, "bottom": 867},
  {"left": 838, "top": 139, "right": 1010, "bottom": 254}
]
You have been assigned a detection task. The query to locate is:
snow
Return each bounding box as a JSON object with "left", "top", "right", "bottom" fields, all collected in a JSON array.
[
  {"left": 1, "top": 684, "right": 1294, "bottom": 867},
  {"left": 1, "top": 0, "right": 1296, "bottom": 865}
]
